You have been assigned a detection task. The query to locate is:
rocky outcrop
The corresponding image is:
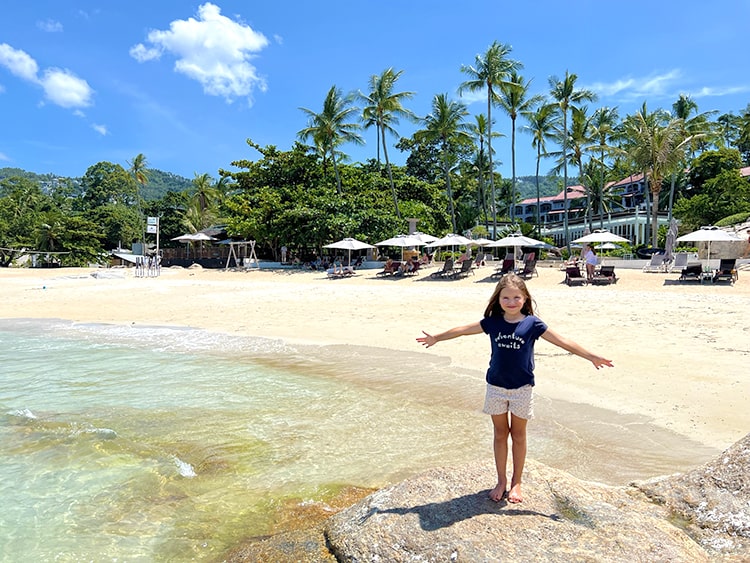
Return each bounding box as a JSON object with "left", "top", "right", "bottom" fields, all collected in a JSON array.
[
  {"left": 636, "top": 432, "right": 750, "bottom": 557},
  {"left": 227, "top": 434, "right": 750, "bottom": 562}
]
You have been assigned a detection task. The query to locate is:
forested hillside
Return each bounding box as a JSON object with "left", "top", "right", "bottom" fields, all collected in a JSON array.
[{"left": 0, "top": 167, "right": 193, "bottom": 201}]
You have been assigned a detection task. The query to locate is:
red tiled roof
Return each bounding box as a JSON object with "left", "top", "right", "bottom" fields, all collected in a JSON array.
[{"left": 519, "top": 185, "right": 586, "bottom": 205}]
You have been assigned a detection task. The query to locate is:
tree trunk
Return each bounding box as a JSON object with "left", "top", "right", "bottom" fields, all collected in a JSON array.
[{"left": 381, "top": 126, "right": 401, "bottom": 218}]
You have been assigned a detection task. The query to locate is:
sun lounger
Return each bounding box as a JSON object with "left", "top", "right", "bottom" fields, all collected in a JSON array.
[
  {"left": 564, "top": 266, "right": 587, "bottom": 286},
  {"left": 491, "top": 257, "right": 515, "bottom": 278},
  {"left": 679, "top": 263, "right": 703, "bottom": 282},
  {"left": 451, "top": 260, "right": 474, "bottom": 279},
  {"left": 376, "top": 261, "right": 400, "bottom": 276},
  {"left": 517, "top": 258, "right": 537, "bottom": 280},
  {"left": 713, "top": 258, "right": 737, "bottom": 284},
  {"left": 666, "top": 252, "right": 688, "bottom": 273},
  {"left": 430, "top": 258, "right": 455, "bottom": 279},
  {"left": 642, "top": 253, "right": 666, "bottom": 273},
  {"left": 591, "top": 265, "right": 617, "bottom": 285}
]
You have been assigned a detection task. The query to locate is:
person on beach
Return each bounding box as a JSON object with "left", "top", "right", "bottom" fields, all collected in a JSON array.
[
  {"left": 416, "top": 274, "right": 613, "bottom": 504},
  {"left": 584, "top": 245, "right": 598, "bottom": 280}
]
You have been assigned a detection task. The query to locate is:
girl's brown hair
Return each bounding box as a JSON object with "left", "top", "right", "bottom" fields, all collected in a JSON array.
[{"left": 483, "top": 273, "right": 535, "bottom": 318}]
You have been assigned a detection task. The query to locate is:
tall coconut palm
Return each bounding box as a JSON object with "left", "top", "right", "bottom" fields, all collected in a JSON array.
[
  {"left": 359, "top": 68, "right": 416, "bottom": 218},
  {"left": 621, "top": 103, "right": 693, "bottom": 247},
  {"left": 522, "top": 103, "right": 559, "bottom": 233},
  {"left": 468, "top": 113, "right": 503, "bottom": 230},
  {"left": 299, "top": 86, "right": 363, "bottom": 195},
  {"left": 589, "top": 106, "right": 621, "bottom": 227},
  {"left": 496, "top": 71, "right": 543, "bottom": 222},
  {"left": 127, "top": 153, "right": 148, "bottom": 245},
  {"left": 547, "top": 71, "right": 597, "bottom": 249},
  {"left": 458, "top": 41, "right": 520, "bottom": 238},
  {"left": 414, "top": 93, "right": 471, "bottom": 233}
]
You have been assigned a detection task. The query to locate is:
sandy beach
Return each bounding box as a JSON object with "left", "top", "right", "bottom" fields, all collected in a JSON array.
[{"left": 2, "top": 261, "right": 748, "bottom": 456}]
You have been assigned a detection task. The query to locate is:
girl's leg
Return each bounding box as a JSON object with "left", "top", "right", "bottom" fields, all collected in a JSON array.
[
  {"left": 508, "top": 414, "right": 528, "bottom": 503},
  {"left": 489, "top": 413, "right": 511, "bottom": 501}
]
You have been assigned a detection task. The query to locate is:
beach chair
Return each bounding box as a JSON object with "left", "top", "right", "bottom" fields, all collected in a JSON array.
[
  {"left": 679, "top": 263, "right": 702, "bottom": 282},
  {"left": 517, "top": 258, "right": 537, "bottom": 280},
  {"left": 376, "top": 261, "right": 400, "bottom": 276},
  {"left": 405, "top": 261, "right": 421, "bottom": 276},
  {"left": 451, "top": 259, "right": 474, "bottom": 279},
  {"left": 713, "top": 258, "right": 737, "bottom": 284},
  {"left": 491, "top": 257, "right": 515, "bottom": 279},
  {"left": 564, "top": 266, "right": 587, "bottom": 286},
  {"left": 591, "top": 265, "right": 617, "bottom": 285},
  {"left": 430, "top": 258, "right": 455, "bottom": 279},
  {"left": 642, "top": 253, "right": 666, "bottom": 273},
  {"left": 666, "top": 252, "right": 688, "bottom": 273}
]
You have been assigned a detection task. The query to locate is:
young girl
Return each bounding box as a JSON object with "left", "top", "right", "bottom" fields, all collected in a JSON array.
[{"left": 416, "top": 274, "right": 612, "bottom": 504}]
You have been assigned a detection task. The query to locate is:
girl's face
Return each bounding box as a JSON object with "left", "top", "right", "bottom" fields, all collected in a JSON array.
[{"left": 499, "top": 285, "right": 527, "bottom": 316}]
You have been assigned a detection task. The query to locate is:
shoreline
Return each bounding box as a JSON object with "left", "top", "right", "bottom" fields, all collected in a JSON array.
[{"left": 2, "top": 263, "right": 749, "bottom": 452}]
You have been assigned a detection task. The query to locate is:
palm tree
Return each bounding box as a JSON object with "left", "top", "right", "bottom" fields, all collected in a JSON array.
[
  {"left": 496, "top": 71, "right": 543, "bottom": 222},
  {"left": 299, "top": 86, "right": 363, "bottom": 195},
  {"left": 359, "top": 68, "right": 416, "bottom": 218},
  {"left": 547, "top": 71, "right": 597, "bottom": 249},
  {"left": 621, "top": 103, "right": 693, "bottom": 247},
  {"left": 468, "top": 114, "right": 502, "bottom": 230},
  {"left": 127, "top": 153, "right": 148, "bottom": 245},
  {"left": 459, "top": 41, "right": 520, "bottom": 238},
  {"left": 414, "top": 93, "right": 471, "bottom": 233},
  {"left": 522, "top": 103, "right": 559, "bottom": 233},
  {"left": 589, "top": 106, "right": 620, "bottom": 217}
]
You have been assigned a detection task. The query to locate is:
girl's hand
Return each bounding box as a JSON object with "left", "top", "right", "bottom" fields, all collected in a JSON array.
[
  {"left": 590, "top": 355, "right": 614, "bottom": 369},
  {"left": 416, "top": 331, "right": 436, "bottom": 348}
]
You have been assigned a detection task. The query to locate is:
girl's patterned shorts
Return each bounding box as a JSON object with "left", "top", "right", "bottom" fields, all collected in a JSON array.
[{"left": 482, "top": 383, "right": 534, "bottom": 419}]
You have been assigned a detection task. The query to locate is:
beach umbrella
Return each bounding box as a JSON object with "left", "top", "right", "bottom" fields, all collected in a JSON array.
[
  {"left": 323, "top": 237, "right": 375, "bottom": 265},
  {"left": 469, "top": 237, "right": 494, "bottom": 246},
  {"left": 485, "top": 233, "right": 549, "bottom": 249},
  {"left": 411, "top": 231, "right": 438, "bottom": 244},
  {"left": 595, "top": 242, "right": 619, "bottom": 250},
  {"left": 375, "top": 234, "right": 424, "bottom": 261},
  {"left": 676, "top": 226, "right": 743, "bottom": 267},
  {"left": 426, "top": 233, "right": 473, "bottom": 248},
  {"left": 572, "top": 229, "right": 630, "bottom": 244},
  {"left": 663, "top": 218, "right": 679, "bottom": 264}
]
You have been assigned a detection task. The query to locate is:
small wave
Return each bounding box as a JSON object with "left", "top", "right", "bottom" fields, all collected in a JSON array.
[
  {"left": 7, "top": 408, "right": 37, "bottom": 420},
  {"left": 173, "top": 456, "right": 197, "bottom": 478}
]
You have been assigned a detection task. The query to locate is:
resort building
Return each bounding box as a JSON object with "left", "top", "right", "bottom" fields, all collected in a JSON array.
[{"left": 514, "top": 173, "right": 669, "bottom": 247}]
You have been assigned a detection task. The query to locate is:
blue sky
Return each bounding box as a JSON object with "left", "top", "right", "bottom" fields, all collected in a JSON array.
[{"left": 1, "top": 1, "right": 749, "bottom": 181}]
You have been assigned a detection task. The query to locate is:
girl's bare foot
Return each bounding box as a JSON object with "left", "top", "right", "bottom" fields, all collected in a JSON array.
[
  {"left": 489, "top": 483, "right": 507, "bottom": 502},
  {"left": 508, "top": 483, "right": 523, "bottom": 503}
]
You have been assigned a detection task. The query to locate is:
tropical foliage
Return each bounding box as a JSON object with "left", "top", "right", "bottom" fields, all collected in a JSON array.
[{"left": 2, "top": 42, "right": 750, "bottom": 267}]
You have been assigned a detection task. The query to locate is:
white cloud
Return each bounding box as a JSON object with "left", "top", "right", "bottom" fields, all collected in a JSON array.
[
  {"left": 92, "top": 123, "right": 108, "bottom": 135},
  {"left": 37, "top": 19, "right": 63, "bottom": 33},
  {"left": 130, "top": 2, "right": 269, "bottom": 103},
  {"left": 0, "top": 43, "right": 40, "bottom": 81},
  {"left": 587, "top": 70, "right": 682, "bottom": 101},
  {"left": 40, "top": 68, "right": 93, "bottom": 108},
  {"left": 0, "top": 151, "right": 9, "bottom": 162},
  {"left": 0, "top": 43, "right": 94, "bottom": 109}
]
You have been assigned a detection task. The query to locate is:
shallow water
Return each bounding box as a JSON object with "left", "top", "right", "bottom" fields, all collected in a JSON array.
[{"left": 0, "top": 319, "right": 717, "bottom": 561}]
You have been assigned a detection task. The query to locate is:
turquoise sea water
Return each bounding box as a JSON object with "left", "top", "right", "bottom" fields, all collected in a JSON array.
[{"left": 0, "top": 319, "right": 718, "bottom": 561}]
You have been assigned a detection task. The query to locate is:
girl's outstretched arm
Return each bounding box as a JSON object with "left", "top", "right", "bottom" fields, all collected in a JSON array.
[
  {"left": 541, "top": 328, "right": 613, "bottom": 369},
  {"left": 417, "top": 322, "right": 483, "bottom": 348}
]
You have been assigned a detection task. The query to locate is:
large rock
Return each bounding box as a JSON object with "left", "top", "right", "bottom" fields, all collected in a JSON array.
[
  {"left": 636, "top": 432, "right": 750, "bottom": 557},
  {"left": 228, "top": 434, "right": 750, "bottom": 562},
  {"left": 324, "top": 459, "right": 708, "bottom": 562}
]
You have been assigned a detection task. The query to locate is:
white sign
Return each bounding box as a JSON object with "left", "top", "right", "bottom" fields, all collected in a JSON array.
[
  {"left": 146, "top": 225, "right": 157, "bottom": 234},
  {"left": 147, "top": 216, "right": 158, "bottom": 225}
]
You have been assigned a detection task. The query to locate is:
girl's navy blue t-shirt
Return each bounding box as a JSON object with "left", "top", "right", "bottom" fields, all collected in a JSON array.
[{"left": 479, "top": 315, "right": 548, "bottom": 389}]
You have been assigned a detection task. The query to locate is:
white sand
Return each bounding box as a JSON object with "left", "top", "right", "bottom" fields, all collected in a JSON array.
[{"left": 2, "top": 262, "right": 748, "bottom": 451}]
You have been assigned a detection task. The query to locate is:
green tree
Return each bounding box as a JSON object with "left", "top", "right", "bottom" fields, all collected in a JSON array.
[
  {"left": 621, "top": 103, "right": 693, "bottom": 247},
  {"left": 359, "top": 68, "right": 416, "bottom": 218},
  {"left": 414, "top": 94, "right": 471, "bottom": 233},
  {"left": 547, "top": 71, "right": 597, "bottom": 248},
  {"left": 497, "top": 70, "right": 543, "bottom": 222},
  {"left": 127, "top": 153, "right": 149, "bottom": 244},
  {"left": 298, "top": 86, "right": 363, "bottom": 195},
  {"left": 522, "top": 103, "right": 560, "bottom": 232},
  {"left": 459, "top": 41, "right": 520, "bottom": 237}
]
